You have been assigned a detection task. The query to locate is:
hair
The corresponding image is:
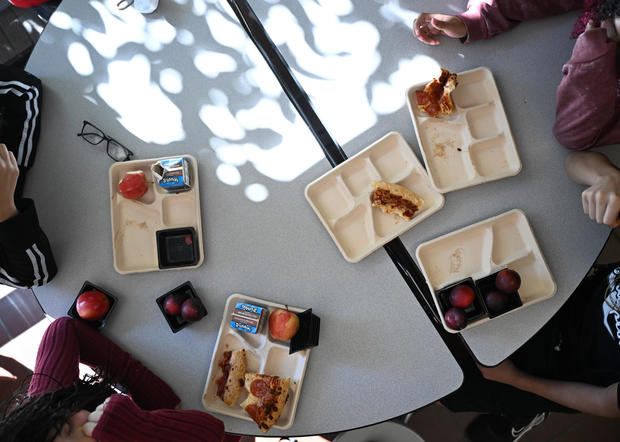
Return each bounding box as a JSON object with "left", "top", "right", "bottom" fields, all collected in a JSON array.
[
  {"left": 0, "top": 373, "right": 114, "bottom": 442},
  {"left": 598, "top": 0, "right": 620, "bottom": 20}
]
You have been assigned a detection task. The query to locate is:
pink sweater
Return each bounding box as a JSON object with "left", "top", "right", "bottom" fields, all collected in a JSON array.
[
  {"left": 457, "top": 0, "right": 620, "bottom": 150},
  {"left": 29, "top": 317, "right": 239, "bottom": 442}
]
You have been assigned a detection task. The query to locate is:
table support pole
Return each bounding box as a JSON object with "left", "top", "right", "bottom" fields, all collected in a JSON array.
[{"left": 225, "top": 0, "right": 480, "bottom": 380}]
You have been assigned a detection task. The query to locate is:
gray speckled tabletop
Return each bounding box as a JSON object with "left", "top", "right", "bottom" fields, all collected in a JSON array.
[{"left": 24, "top": 0, "right": 618, "bottom": 437}]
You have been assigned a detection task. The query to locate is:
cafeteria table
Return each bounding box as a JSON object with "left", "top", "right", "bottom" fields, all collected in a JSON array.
[{"left": 23, "top": 0, "right": 619, "bottom": 436}]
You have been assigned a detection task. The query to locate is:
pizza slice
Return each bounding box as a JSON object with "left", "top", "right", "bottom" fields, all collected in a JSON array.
[
  {"left": 415, "top": 68, "right": 458, "bottom": 117},
  {"left": 240, "top": 373, "right": 291, "bottom": 433},
  {"left": 213, "top": 348, "right": 246, "bottom": 406},
  {"left": 371, "top": 181, "right": 424, "bottom": 221}
]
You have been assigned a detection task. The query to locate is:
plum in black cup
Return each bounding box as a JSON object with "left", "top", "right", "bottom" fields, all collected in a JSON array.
[
  {"left": 436, "top": 278, "right": 486, "bottom": 329},
  {"left": 475, "top": 269, "right": 523, "bottom": 319}
]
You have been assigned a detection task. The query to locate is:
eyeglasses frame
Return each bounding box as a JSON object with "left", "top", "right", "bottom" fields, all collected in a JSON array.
[{"left": 77, "top": 120, "right": 134, "bottom": 162}]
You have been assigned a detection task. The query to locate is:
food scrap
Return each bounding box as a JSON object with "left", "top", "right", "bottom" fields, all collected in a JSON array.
[
  {"left": 241, "top": 373, "right": 291, "bottom": 433},
  {"left": 371, "top": 181, "right": 424, "bottom": 221},
  {"left": 214, "top": 349, "right": 246, "bottom": 406},
  {"left": 416, "top": 68, "right": 458, "bottom": 118}
]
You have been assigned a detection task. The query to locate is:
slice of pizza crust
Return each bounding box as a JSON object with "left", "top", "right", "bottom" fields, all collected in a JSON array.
[
  {"left": 371, "top": 181, "right": 424, "bottom": 221},
  {"left": 416, "top": 68, "right": 458, "bottom": 117},
  {"left": 213, "top": 349, "right": 246, "bottom": 406},
  {"left": 241, "top": 373, "right": 290, "bottom": 433}
]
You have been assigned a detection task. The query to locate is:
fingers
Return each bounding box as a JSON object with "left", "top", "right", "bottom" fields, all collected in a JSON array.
[
  {"left": 603, "top": 196, "right": 620, "bottom": 228},
  {"left": 586, "top": 19, "right": 596, "bottom": 31},
  {"left": 583, "top": 188, "right": 620, "bottom": 228},
  {"left": 413, "top": 14, "right": 441, "bottom": 45},
  {"left": 0, "top": 143, "right": 8, "bottom": 165}
]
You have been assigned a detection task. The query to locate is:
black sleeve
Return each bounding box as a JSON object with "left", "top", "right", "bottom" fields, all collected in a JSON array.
[
  {"left": 0, "top": 198, "right": 57, "bottom": 288},
  {"left": 0, "top": 64, "right": 42, "bottom": 172}
]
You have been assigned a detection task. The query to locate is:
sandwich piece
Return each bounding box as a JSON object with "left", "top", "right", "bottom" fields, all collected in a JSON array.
[
  {"left": 241, "top": 373, "right": 291, "bottom": 433},
  {"left": 371, "top": 181, "right": 424, "bottom": 221},
  {"left": 214, "top": 349, "right": 246, "bottom": 406},
  {"left": 415, "top": 68, "right": 458, "bottom": 117}
]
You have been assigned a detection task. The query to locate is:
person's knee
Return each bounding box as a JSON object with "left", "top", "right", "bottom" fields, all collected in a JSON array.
[{"left": 48, "top": 316, "right": 74, "bottom": 332}]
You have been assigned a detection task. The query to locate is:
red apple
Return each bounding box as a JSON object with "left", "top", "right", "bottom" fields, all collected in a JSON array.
[
  {"left": 449, "top": 284, "right": 475, "bottom": 308},
  {"left": 163, "top": 293, "right": 185, "bottom": 316},
  {"left": 118, "top": 171, "right": 148, "bottom": 199},
  {"left": 76, "top": 290, "right": 110, "bottom": 321},
  {"left": 495, "top": 269, "right": 521, "bottom": 293},
  {"left": 181, "top": 298, "right": 206, "bottom": 322},
  {"left": 268, "top": 309, "right": 300, "bottom": 341}
]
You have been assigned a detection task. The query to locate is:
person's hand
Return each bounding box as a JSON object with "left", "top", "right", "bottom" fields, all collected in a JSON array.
[
  {"left": 582, "top": 172, "right": 620, "bottom": 228},
  {"left": 83, "top": 397, "right": 110, "bottom": 437},
  {"left": 52, "top": 410, "right": 96, "bottom": 442},
  {"left": 413, "top": 13, "right": 467, "bottom": 45},
  {"left": 0, "top": 143, "right": 19, "bottom": 223},
  {"left": 477, "top": 360, "right": 522, "bottom": 385}
]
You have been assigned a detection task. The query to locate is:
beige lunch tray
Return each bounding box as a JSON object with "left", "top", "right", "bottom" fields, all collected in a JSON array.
[
  {"left": 305, "top": 132, "right": 445, "bottom": 263},
  {"left": 202, "top": 294, "right": 311, "bottom": 431},
  {"left": 416, "top": 209, "right": 557, "bottom": 333},
  {"left": 407, "top": 67, "right": 521, "bottom": 193},
  {"left": 109, "top": 155, "right": 204, "bottom": 274}
]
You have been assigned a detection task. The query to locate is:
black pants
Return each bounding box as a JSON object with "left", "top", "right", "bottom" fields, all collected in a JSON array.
[{"left": 441, "top": 268, "right": 609, "bottom": 417}]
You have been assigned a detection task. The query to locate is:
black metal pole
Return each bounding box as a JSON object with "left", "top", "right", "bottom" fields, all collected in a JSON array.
[{"left": 225, "top": 0, "right": 479, "bottom": 377}]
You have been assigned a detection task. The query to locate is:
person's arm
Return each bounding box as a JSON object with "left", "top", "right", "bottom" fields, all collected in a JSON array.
[
  {"left": 28, "top": 317, "right": 180, "bottom": 410},
  {"left": 553, "top": 26, "right": 620, "bottom": 150},
  {"left": 479, "top": 360, "right": 620, "bottom": 417},
  {"left": 413, "top": 0, "right": 582, "bottom": 45},
  {"left": 0, "top": 144, "right": 57, "bottom": 288},
  {"left": 88, "top": 394, "right": 229, "bottom": 442},
  {"left": 565, "top": 151, "right": 620, "bottom": 228}
]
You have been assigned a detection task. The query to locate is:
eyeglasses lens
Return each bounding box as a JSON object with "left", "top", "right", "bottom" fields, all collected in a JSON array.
[
  {"left": 107, "top": 139, "right": 131, "bottom": 161},
  {"left": 81, "top": 123, "right": 105, "bottom": 145}
]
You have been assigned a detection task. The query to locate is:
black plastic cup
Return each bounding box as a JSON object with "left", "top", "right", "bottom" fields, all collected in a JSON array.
[
  {"left": 436, "top": 277, "right": 487, "bottom": 326},
  {"left": 67, "top": 281, "right": 118, "bottom": 330},
  {"left": 289, "top": 308, "right": 320, "bottom": 354},
  {"left": 156, "top": 227, "right": 200, "bottom": 269},
  {"left": 475, "top": 270, "right": 523, "bottom": 319},
  {"left": 156, "top": 281, "right": 207, "bottom": 333}
]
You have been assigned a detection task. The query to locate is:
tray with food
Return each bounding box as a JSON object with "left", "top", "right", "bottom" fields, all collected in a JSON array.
[
  {"left": 108, "top": 155, "right": 204, "bottom": 274},
  {"left": 415, "top": 209, "right": 556, "bottom": 333},
  {"left": 202, "top": 294, "right": 319, "bottom": 432},
  {"left": 305, "top": 131, "right": 444, "bottom": 263},
  {"left": 407, "top": 67, "right": 521, "bottom": 193}
]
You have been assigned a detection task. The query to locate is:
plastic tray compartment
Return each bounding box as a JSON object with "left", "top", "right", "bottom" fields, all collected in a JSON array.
[
  {"left": 415, "top": 209, "right": 556, "bottom": 333},
  {"left": 407, "top": 67, "right": 522, "bottom": 193},
  {"left": 305, "top": 132, "right": 445, "bottom": 262},
  {"left": 67, "top": 281, "right": 118, "bottom": 329},
  {"left": 109, "top": 155, "right": 204, "bottom": 274},
  {"left": 202, "top": 294, "right": 311, "bottom": 431}
]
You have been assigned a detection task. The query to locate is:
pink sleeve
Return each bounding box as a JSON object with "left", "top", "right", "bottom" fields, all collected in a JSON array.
[
  {"left": 92, "top": 394, "right": 234, "bottom": 442},
  {"left": 553, "top": 28, "right": 620, "bottom": 150},
  {"left": 458, "top": 0, "right": 582, "bottom": 43},
  {"left": 28, "top": 317, "right": 180, "bottom": 410}
]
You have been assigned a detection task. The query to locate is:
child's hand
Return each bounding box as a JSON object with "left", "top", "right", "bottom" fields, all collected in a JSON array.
[
  {"left": 413, "top": 13, "right": 466, "bottom": 45},
  {"left": 0, "top": 143, "right": 19, "bottom": 223},
  {"left": 582, "top": 173, "right": 620, "bottom": 228}
]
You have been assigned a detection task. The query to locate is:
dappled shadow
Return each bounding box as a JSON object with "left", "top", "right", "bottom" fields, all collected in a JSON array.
[{"left": 45, "top": 0, "right": 440, "bottom": 201}]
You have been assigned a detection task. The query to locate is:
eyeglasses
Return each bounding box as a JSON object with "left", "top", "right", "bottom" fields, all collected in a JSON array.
[
  {"left": 117, "top": 0, "right": 134, "bottom": 10},
  {"left": 77, "top": 120, "right": 134, "bottom": 162}
]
